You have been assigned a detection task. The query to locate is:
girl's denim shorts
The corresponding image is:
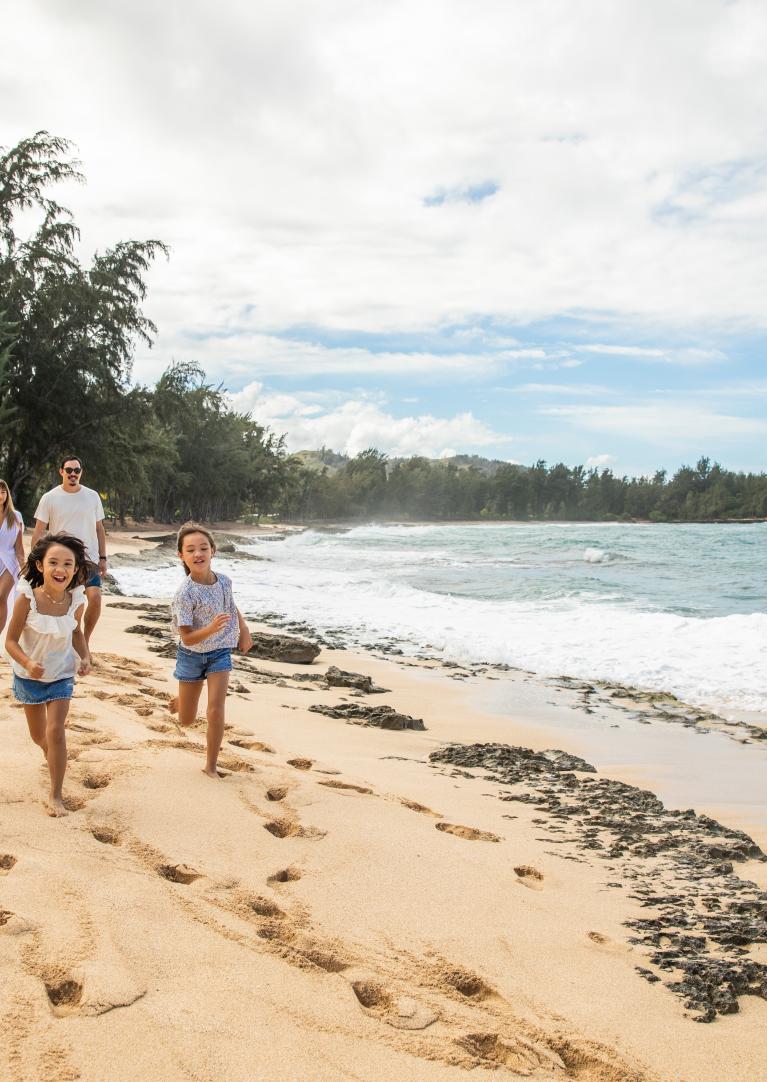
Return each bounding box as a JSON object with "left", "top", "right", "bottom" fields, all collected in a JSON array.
[
  {"left": 173, "top": 645, "right": 233, "bottom": 682},
  {"left": 12, "top": 675, "right": 75, "bottom": 705}
]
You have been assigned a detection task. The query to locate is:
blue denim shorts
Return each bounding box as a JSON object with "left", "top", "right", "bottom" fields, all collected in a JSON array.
[
  {"left": 13, "top": 675, "right": 75, "bottom": 705},
  {"left": 173, "top": 645, "right": 232, "bottom": 682},
  {"left": 85, "top": 572, "right": 102, "bottom": 588}
]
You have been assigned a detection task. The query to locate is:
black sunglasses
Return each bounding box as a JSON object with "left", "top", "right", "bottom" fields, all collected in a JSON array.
[{"left": 63, "top": 467, "right": 82, "bottom": 474}]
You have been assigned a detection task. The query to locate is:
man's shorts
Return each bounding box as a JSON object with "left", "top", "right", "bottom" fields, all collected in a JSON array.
[
  {"left": 85, "top": 572, "right": 102, "bottom": 589},
  {"left": 173, "top": 645, "right": 233, "bottom": 682}
]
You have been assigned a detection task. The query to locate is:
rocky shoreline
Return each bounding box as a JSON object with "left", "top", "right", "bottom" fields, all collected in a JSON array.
[
  {"left": 430, "top": 742, "right": 767, "bottom": 1023},
  {"left": 116, "top": 598, "right": 767, "bottom": 1026}
]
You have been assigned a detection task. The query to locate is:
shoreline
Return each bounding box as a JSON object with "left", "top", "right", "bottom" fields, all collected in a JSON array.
[
  {"left": 2, "top": 591, "right": 767, "bottom": 1079},
  {"left": 106, "top": 525, "right": 767, "bottom": 838},
  {"left": 106, "top": 525, "right": 767, "bottom": 727}
]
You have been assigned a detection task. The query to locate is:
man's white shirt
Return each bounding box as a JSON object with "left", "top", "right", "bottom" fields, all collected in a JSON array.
[{"left": 34, "top": 486, "right": 105, "bottom": 563}]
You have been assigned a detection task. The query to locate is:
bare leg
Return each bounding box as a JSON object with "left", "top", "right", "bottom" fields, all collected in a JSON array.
[
  {"left": 24, "top": 703, "right": 49, "bottom": 759},
  {"left": 176, "top": 680, "right": 204, "bottom": 727},
  {"left": 83, "top": 586, "right": 102, "bottom": 647},
  {"left": 203, "top": 671, "right": 230, "bottom": 778},
  {"left": 45, "top": 698, "right": 71, "bottom": 817},
  {"left": 0, "top": 568, "right": 13, "bottom": 635}
]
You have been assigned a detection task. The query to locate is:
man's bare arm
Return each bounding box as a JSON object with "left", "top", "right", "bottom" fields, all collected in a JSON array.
[
  {"left": 95, "top": 521, "right": 107, "bottom": 573},
  {"left": 30, "top": 519, "right": 47, "bottom": 547}
]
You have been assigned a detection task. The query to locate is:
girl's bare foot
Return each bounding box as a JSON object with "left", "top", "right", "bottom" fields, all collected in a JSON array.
[
  {"left": 202, "top": 767, "right": 224, "bottom": 779},
  {"left": 47, "top": 795, "right": 68, "bottom": 817}
]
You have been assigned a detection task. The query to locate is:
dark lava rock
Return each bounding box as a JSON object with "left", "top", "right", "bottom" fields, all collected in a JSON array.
[
  {"left": 126, "top": 623, "right": 168, "bottom": 640},
  {"left": 108, "top": 601, "right": 170, "bottom": 615},
  {"left": 309, "top": 703, "right": 425, "bottom": 731},
  {"left": 246, "top": 632, "right": 320, "bottom": 665},
  {"left": 325, "top": 665, "right": 389, "bottom": 694}
]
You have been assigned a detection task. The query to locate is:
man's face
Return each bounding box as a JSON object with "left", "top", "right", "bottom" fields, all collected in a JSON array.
[{"left": 60, "top": 460, "right": 83, "bottom": 489}]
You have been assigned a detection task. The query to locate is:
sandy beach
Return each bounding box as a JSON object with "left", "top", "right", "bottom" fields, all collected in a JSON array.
[{"left": 1, "top": 532, "right": 766, "bottom": 1082}]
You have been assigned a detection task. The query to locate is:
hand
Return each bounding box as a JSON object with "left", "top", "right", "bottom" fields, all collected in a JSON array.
[
  {"left": 98, "top": 557, "right": 107, "bottom": 574},
  {"left": 27, "top": 661, "right": 45, "bottom": 680},
  {"left": 78, "top": 657, "right": 92, "bottom": 677},
  {"left": 238, "top": 628, "right": 253, "bottom": 654},
  {"left": 208, "top": 613, "right": 231, "bottom": 635}
]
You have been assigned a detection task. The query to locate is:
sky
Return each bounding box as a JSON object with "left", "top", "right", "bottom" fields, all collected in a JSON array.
[{"left": 3, "top": 0, "right": 767, "bottom": 476}]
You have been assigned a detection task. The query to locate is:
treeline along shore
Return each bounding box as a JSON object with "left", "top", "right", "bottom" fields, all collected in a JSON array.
[{"left": 2, "top": 132, "right": 766, "bottom": 527}]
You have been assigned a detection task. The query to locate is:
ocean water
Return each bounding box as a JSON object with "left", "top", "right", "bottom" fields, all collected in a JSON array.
[{"left": 113, "top": 522, "right": 767, "bottom": 718}]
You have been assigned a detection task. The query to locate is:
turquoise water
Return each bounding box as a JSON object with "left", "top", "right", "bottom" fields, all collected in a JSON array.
[
  {"left": 114, "top": 521, "right": 767, "bottom": 716},
  {"left": 305, "top": 522, "right": 766, "bottom": 617}
]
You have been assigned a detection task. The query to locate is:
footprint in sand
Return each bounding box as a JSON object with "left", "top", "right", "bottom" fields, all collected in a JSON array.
[
  {"left": 157, "top": 863, "right": 203, "bottom": 885},
  {"left": 586, "top": 931, "right": 630, "bottom": 956},
  {"left": 43, "top": 975, "right": 83, "bottom": 1017},
  {"left": 229, "top": 738, "right": 275, "bottom": 754},
  {"left": 41, "top": 961, "right": 146, "bottom": 1018},
  {"left": 81, "top": 772, "right": 111, "bottom": 791},
  {"left": 263, "top": 818, "right": 326, "bottom": 840},
  {"left": 216, "top": 753, "right": 256, "bottom": 774},
  {"left": 318, "top": 780, "right": 373, "bottom": 795},
  {"left": 400, "top": 798, "right": 442, "bottom": 817},
  {"left": 287, "top": 757, "right": 313, "bottom": 771},
  {"left": 428, "top": 962, "right": 497, "bottom": 1002},
  {"left": 267, "top": 867, "right": 302, "bottom": 885},
  {"left": 435, "top": 822, "right": 501, "bottom": 843},
  {"left": 513, "top": 865, "right": 544, "bottom": 890},
  {"left": 266, "top": 787, "right": 289, "bottom": 802},
  {"left": 236, "top": 892, "right": 286, "bottom": 920},
  {"left": 0, "top": 854, "right": 18, "bottom": 873},
  {"left": 456, "top": 1032, "right": 565, "bottom": 1074},
  {"left": 90, "top": 826, "right": 121, "bottom": 846},
  {"left": 0, "top": 909, "right": 13, "bottom": 926},
  {"left": 347, "top": 973, "right": 439, "bottom": 1031}
]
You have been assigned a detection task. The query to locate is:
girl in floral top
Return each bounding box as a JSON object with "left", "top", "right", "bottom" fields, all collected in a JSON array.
[{"left": 169, "top": 523, "right": 252, "bottom": 778}]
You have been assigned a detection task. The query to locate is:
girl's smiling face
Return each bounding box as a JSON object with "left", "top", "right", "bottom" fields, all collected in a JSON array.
[
  {"left": 37, "top": 543, "right": 77, "bottom": 591},
  {"left": 179, "top": 531, "right": 215, "bottom": 576}
]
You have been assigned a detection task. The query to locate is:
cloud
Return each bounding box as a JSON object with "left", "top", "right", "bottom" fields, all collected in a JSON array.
[
  {"left": 3, "top": 0, "right": 767, "bottom": 370},
  {"left": 540, "top": 403, "right": 767, "bottom": 444},
  {"left": 510, "top": 383, "right": 612, "bottom": 395},
  {"left": 131, "top": 324, "right": 571, "bottom": 383},
  {"left": 585, "top": 453, "right": 616, "bottom": 469},
  {"left": 229, "top": 382, "right": 510, "bottom": 457},
  {"left": 576, "top": 345, "right": 727, "bottom": 365}
]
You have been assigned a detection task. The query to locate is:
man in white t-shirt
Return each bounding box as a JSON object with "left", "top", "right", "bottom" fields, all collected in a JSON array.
[{"left": 31, "top": 455, "right": 108, "bottom": 646}]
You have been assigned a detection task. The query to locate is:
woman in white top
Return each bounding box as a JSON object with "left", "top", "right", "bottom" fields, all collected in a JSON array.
[
  {"left": 5, "top": 532, "right": 93, "bottom": 817},
  {"left": 0, "top": 480, "right": 24, "bottom": 634}
]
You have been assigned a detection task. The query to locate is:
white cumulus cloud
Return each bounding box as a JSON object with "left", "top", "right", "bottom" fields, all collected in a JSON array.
[{"left": 229, "top": 382, "right": 510, "bottom": 458}]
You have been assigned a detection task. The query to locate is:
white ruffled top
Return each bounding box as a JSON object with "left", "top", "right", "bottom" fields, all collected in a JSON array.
[{"left": 10, "top": 579, "right": 85, "bottom": 682}]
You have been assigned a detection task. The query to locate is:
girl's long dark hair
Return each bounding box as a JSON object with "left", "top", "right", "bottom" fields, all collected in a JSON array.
[{"left": 22, "top": 532, "right": 95, "bottom": 589}]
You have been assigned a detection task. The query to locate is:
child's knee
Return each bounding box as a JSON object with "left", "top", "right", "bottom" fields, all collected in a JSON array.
[{"left": 46, "top": 720, "right": 66, "bottom": 743}]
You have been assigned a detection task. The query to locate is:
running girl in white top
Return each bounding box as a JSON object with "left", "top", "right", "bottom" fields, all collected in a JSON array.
[
  {"left": 5, "top": 533, "right": 93, "bottom": 817},
  {"left": 0, "top": 480, "right": 25, "bottom": 634}
]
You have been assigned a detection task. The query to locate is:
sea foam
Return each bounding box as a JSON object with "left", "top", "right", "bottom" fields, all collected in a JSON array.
[{"left": 113, "top": 522, "right": 767, "bottom": 719}]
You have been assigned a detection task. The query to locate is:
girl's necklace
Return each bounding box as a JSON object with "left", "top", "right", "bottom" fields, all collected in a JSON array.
[{"left": 41, "top": 588, "right": 68, "bottom": 607}]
